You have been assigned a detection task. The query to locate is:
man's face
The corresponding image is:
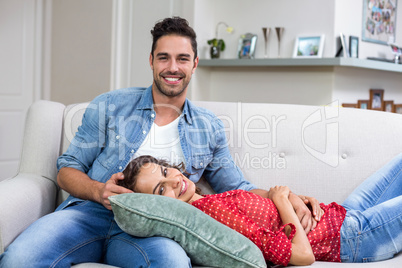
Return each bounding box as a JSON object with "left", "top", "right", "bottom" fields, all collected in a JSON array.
[{"left": 150, "top": 35, "right": 198, "bottom": 98}]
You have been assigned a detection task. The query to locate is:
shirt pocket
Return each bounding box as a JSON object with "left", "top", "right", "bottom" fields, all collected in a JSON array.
[
  {"left": 189, "top": 154, "right": 213, "bottom": 180},
  {"left": 98, "top": 124, "right": 125, "bottom": 170}
]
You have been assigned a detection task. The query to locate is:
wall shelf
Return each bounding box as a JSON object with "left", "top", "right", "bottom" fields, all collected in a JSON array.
[{"left": 198, "top": 58, "right": 402, "bottom": 73}]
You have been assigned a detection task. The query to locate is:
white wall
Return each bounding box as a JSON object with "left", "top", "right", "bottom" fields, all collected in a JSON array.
[
  {"left": 113, "top": 0, "right": 185, "bottom": 90},
  {"left": 193, "top": 0, "right": 336, "bottom": 59},
  {"left": 188, "top": 0, "right": 402, "bottom": 106},
  {"left": 331, "top": 0, "right": 402, "bottom": 104},
  {"left": 335, "top": 0, "right": 402, "bottom": 60},
  {"left": 0, "top": 0, "right": 43, "bottom": 180},
  {"left": 50, "top": 0, "right": 113, "bottom": 105},
  {"left": 48, "top": 0, "right": 402, "bottom": 106}
]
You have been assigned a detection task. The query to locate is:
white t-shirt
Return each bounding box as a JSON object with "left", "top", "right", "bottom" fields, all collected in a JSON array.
[{"left": 133, "top": 115, "right": 185, "bottom": 165}]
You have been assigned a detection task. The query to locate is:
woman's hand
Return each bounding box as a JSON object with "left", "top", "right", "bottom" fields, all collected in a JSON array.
[
  {"left": 288, "top": 193, "right": 324, "bottom": 234},
  {"left": 299, "top": 195, "right": 324, "bottom": 222}
]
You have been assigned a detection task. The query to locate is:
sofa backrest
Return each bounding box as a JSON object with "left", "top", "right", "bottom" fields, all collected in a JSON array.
[
  {"left": 60, "top": 101, "right": 402, "bottom": 204},
  {"left": 193, "top": 101, "right": 402, "bottom": 204}
]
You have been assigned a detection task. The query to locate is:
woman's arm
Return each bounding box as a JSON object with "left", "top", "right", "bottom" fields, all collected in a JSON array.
[
  {"left": 269, "top": 186, "right": 315, "bottom": 266},
  {"left": 250, "top": 188, "right": 323, "bottom": 233}
]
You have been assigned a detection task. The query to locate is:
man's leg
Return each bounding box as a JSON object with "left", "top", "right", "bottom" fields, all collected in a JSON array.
[
  {"left": 0, "top": 201, "right": 113, "bottom": 268},
  {"left": 342, "top": 153, "right": 402, "bottom": 211},
  {"left": 104, "top": 222, "right": 191, "bottom": 268}
]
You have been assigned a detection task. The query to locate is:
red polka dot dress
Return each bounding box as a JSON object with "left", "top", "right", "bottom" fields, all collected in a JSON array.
[{"left": 191, "top": 190, "right": 346, "bottom": 266}]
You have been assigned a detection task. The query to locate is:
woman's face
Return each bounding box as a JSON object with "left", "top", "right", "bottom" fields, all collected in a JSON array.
[{"left": 134, "top": 162, "right": 197, "bottom": 203}]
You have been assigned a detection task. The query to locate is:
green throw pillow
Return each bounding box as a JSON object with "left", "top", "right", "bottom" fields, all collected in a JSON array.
[{"left": 109, "top": 193, "right": 266, "bottom": 268}]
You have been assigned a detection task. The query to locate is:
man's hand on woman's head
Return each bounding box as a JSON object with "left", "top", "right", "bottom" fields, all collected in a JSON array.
[{"left": 98, "top": 172, "right": 133, "bottom": 210}]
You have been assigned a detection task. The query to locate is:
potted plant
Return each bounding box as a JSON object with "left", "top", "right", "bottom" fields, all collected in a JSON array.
[
  {"left": 207, "top": 22, "right": 233, "bottom": 59},
  {"left": 207, "top": 38, "right": 225, "bottom": 59}
]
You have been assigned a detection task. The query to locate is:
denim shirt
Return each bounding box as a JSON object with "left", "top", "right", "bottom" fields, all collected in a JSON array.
[{"left": 57, "top": 86, "right": 256, "bottom": 209}]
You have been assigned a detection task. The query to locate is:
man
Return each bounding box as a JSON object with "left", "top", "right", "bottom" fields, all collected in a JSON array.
[{"left": 0, "top": 17, "right": 321, "bottom": 267}]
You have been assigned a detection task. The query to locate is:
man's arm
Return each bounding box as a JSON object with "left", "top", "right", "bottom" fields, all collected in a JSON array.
[
  {"left": 249, "top": 188, "right": 323, "bottom": 233},
  {"left": 57, "top": 167, "right": 133, "bottom": 210}
]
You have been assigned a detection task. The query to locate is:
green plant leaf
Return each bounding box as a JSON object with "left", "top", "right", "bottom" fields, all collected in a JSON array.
[{"left": 218, "top": 40, "right": 225, "bottom": 51}]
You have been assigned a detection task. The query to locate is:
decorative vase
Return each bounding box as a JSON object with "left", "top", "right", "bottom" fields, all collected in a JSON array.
[
  {"left": 275, "top": 27, "right": 284, "bottom": 58},
  {"left": 210, "top": 45, "right": 220, "bottom": 59}
]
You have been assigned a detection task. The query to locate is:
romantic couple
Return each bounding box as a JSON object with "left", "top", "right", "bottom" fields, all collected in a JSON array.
[{"left": 1, "top": 16, "right": 401, "bottom": 267}]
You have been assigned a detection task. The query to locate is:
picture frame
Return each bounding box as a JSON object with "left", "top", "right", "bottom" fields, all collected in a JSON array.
[
  {"left": 237, "top": 33, "right": 258, "bottom": 59},
  {"left": 349, "top": 36, "right": 359, "bottom": 58},
  {"left": 292, "top": 35, "right": 325, "bottom": 58},
  {"left": 369, "top": 89, "right": 385, "bottom": 110},
  {"left": 383, "top": 100, "right": 395, "bottom": 112},
  {"left": 390, "top": 43, "right": 402, "bottom": 54},
  {"left": 357, "top": 100, "right": 369, "bottom": 109},
  {"left": 335, "top": 33, "right": 349, "bottom": 57},
  {"left": 342, "top": 103, "right": 357, "bottom": 108},
  {"left": 362, "top": 0, "right": 398, "bottom": 45},
  {"left": 395, "top": 104, "right": 402, "bottom": 114}
]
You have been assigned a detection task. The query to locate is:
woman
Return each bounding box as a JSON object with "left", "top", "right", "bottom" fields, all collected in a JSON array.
[{"left": 118, "top": 154, "right": 402, "bottom": 266}]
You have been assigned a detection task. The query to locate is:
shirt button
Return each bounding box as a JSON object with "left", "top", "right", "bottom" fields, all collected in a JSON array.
[
  {"left": 119, "top": 166, "right": 122, "bottom": 170},
  {"left": 142, "top": 130, "right": 146, "bottom": 135},
  {"left": 151, "top": 113, "right": 155, "bottom": 118},
  {"left": 116, "top": 135, "right": 120, "bottom": 140},
  {"left": 131, "top": 149, "right": 135, "bottom": 153},
  {"left": 199, "top": 162, "right": 203, "bottom": 167}
]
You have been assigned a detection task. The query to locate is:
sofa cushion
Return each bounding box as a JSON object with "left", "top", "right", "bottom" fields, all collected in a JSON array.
[{"left": 109, "top": 193, "right": 266, "bottom": 268}]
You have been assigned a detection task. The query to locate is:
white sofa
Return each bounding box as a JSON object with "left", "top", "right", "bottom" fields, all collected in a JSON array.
[{"left": 1, "top": 100, "right": 401, "bottom": 267}]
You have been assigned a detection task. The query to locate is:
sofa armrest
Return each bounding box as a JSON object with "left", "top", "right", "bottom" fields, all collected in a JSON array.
[
  {"left": 0, "top": 173, "right": 57, "bottom": 253},
  {"left": 19, "top": 100, "right": 65, "bottom": 183}
]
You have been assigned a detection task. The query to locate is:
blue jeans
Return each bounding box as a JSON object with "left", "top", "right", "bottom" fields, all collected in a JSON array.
[
  {"left": 0, "top": 201, "right": 191, "bottom": 268},
  {"left": 340, "top": 153, "right": 402, "bottom": 262}
]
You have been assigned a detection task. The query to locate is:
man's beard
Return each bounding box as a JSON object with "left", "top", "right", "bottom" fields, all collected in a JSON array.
[{"left": 153, "top": 74, "right": 189, "bottom": 97}]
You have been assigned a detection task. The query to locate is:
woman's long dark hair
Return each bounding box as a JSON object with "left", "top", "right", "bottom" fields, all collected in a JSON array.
[{"left": 118, "top": 155, "right": 202, "bottom": 194}]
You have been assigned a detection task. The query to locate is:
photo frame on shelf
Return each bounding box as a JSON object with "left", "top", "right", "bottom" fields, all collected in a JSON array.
[
  {"left": 362, "top": 0, "right": 398, "bottom": 45},
  {"left": 335, "top": 33, "right": 349, "bottom": 57},
  {"left": 342, "top": 103, "right": 357, "bottom": 108},
  {"left": 292, "top": 35, "right": 325, "bottom": 58},
  {"left": 395, "top": 104, "right": 402, "bottom": 114},
  {"left": 383, "top": 100, "right": 395, "bottom": 112},
  {"left": 349, "top": 36, "right": 359, "bottom": 58},
  {"left": 369, "top": 89, "right": 385, "bottom": 110},
  {"left": 357, "top": 100, "right": 369, "bottom": 109},
  {"left": 237, "top": 33, "right": 258, "bottom": 59}
]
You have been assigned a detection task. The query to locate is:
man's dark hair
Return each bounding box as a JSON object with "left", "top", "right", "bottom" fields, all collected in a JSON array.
[{"left": 151, "top": 17, "right": 198, "bottom": 60}]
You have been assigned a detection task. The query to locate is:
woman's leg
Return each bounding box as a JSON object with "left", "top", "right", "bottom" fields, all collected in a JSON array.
[
  {"left": 0, "top": 201, "right": 113, "bottom": 268},
  {"left": 104, "top": 222, "right": 191, "bottom": 268},
  {"left": 340, "top": 195, "right": 402, "bottom": 262},
  {"left": 342, "top": 153, "right": 402, "bottom": 211}
]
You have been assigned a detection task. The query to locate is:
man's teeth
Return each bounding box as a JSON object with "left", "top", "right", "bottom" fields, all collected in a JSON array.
[{"left": 165, "top": 77, "right": 180, "bottom": 82}]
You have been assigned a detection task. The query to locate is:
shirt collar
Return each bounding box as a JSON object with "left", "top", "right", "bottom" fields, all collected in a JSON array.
[
  {"left": 136, "top": 85, "right": 154, "bottom": 110},
  {"left": 182, "top": 98, "right": 193, "bottom": 125},
  {"left": 137, "top": 85, "right": 193, "bottom": 125}
]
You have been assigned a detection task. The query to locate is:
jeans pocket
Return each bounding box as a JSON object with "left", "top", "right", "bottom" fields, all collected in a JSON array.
[
  {"left": 340, "top": 255, "right": 350, "bottom": 262},
  {"left": 362, "top": 251, "right": 396, "bottom": 262},
  {"left": 64, "top": 200, "right": 89, "bottom": 209}
]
